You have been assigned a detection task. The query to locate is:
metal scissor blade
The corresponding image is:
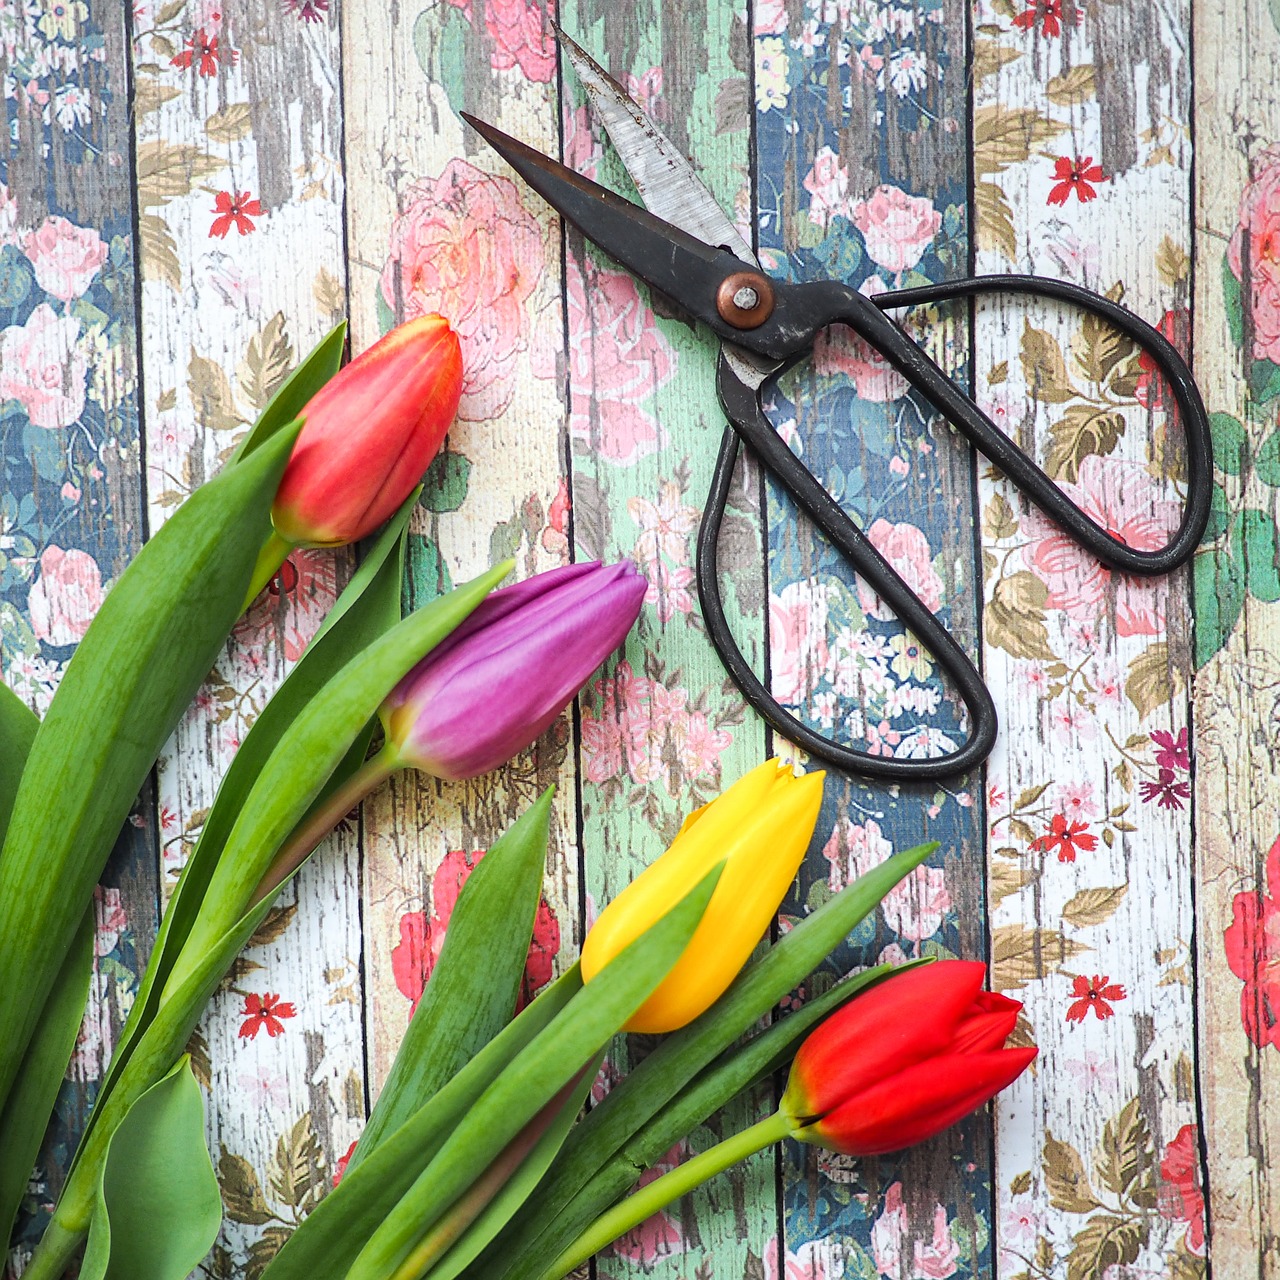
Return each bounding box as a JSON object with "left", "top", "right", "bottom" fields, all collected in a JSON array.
[
  {"left": 555, "top": 26, "right": 758, "bottom": 269},
  {"left": 463, "top": 112, "right": 738, "bottom": 324}
]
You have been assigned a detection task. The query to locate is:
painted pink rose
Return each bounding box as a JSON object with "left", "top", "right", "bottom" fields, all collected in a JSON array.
[
  {"left": 881, "top": 861, "right": 951, "bottom": 941},
  {"left": 380, "top": 159, "right": 545, "bottom": 421},
  {"left": 566, "top": 258, "right": 677, "bottom": 464},
  {"left": 561, "top": 104, "right": 601, "bottom": 182},
  {"left": 755, "top": 0, "right": 788, "bottom": 34},
  {"left": 823, "top": 814, "right": 894, "bottom": 891},
  {"left": 0, "top": 302, "right": 87, "bottom": 429},
  {"left": 29, "top": 545, "right": 103, "bottom": 646},
  {"left": 813, "top": 325, "right": 909, "bottom": 402},
  {"left": 855, "top": 518, "right": 943, "bottom": 622},
  {"left": 21, "top": 214, "right": 108, "bottom": 301},
  {"left": 483, "top": 0, "right": 554, "bottom": 81},
  {"left": 391, "top": 847, "right": 560, "bottom": 1016},
  {"left": 239, "top": 549, "right": 338, "bottom": 662},
  {"left": 609, "top": 1143, "right": 686, "bottom": 1265},
  {"left": 851, "top": 184, "right": 943, "bottom": 274},
  {"left": 764, "top": 1238, "right": 840, "bottom": 1280},
  {"left": 93, "top": 885, "right": 128, "bottom": 957},
  {"left": 1021, "top": 455, "right": 1179, "bottom": 637},
  {"left": 1229, "top": 146, "right": 1280, "bottom": 364},
  {"left": 870, "top": 1182, "right": 961, "bottom": 1280},
  {"left": 802, "top": 145, "right": 850, "bottom": 230},
  {"left": 770, "top": 580, "right": 831, "bottom": 705}
]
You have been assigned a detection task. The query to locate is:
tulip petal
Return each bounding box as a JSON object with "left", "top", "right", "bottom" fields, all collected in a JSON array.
[
  {"left": 950, "top": 993, "right": 1022, "bottom": 1056},
  {"left": 808, "top": 1046, "right": 1038, "bottom": 1156}
]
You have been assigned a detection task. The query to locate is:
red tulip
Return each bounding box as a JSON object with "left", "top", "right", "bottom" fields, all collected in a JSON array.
[
  {"left": 782, "top": 960, "right": 1036, "bottom": 1156},
  {"left": 272, "top": 315, "right": 463, "bottom": 547}
]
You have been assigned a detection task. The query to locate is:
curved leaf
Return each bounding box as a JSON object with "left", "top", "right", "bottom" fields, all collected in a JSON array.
[
  {"left": 79, "top": 1058, "right": 220, "bottom": 1280},
  {"left": 0, "top": 680, "right": 36, "bottom": 838}
]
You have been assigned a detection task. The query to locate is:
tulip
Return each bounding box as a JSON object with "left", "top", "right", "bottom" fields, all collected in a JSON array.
[
  {"left": 780, "top": 959, "right": 1036, "bottom": 1155},
  {"left": 539, "top": 961, "right": 1034, "bottom": 1280},
  {"left": 379, "top": 560, "right": 646, "bottom": 781},
  {"left": 580, "top": 758, "right": 825, "bottom": 1034},
  {"left": 273, "top": 314, "right": 462, "bottom": 547}
]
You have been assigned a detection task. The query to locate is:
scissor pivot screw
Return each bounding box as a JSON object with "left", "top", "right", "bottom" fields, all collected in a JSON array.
[{"left": 716, "top": 271, "right": 774, "bottom": 329}]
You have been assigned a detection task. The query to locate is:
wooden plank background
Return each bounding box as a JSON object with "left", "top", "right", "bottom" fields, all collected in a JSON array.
[{"left": 3, "top": 0, "right": 1263, "bottom": 1275}]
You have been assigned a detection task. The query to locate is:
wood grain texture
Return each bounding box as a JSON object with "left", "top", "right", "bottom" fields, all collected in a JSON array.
[
  {"left": 1192, "top": 3, "right": 1280, "bottom": 1275},
  {"left": 0, "top": 0, "right": 156, "bottom": 1266},
  {"left": 129, "top": 2, "right": 360, "bottom": 1273},
  {"left": 972, "top": 2, "right": 1203, "bottom": 1278},
  {"left": 340, "top": 0, "right": 582, "bottom": 1128}
]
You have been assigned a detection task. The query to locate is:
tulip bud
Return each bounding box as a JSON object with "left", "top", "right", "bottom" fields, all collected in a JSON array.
[
  {"left": 272, "top": 315, "right": 463, "bottom": 547},
  {"left": 581, "top": 758, "right": 825, "bottom": 1034},
  {"left": 782, "top": 960, "right": 1036, "bottom": 1156},
  {"left": 380, "top": 560, "right": 646, "bottom": 781}
]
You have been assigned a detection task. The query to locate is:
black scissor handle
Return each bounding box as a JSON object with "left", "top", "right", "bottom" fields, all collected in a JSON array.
[
  {"left": 699, "top": 355, "right": 998, "bottom": 783},
  {"left": 789, "top": 273, "right": 1212, "bottom": 574}
]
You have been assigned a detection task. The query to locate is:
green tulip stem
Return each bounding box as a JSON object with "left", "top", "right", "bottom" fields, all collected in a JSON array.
[
  {"left": 251, "top": 745, "right": 400, "bottom": 906},
  {"left": 20, "top": 1214, "right": 84, "bottom": 1280},
  {"left": 242, "top": 528, "right": 296, "bottom": 611},
  {"left": 537, "top": 1108, "right": 796, "bottom": 1280}
]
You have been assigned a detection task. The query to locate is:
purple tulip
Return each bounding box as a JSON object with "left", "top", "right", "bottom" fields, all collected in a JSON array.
[{"left": 380, "top": 560, "right": 646, "bottom": 780}]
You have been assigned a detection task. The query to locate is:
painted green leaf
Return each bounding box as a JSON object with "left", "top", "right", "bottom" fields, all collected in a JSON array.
[
  {"left": 1250, "top": 359, "right": 1280, "bottom": 406},
  {"left": 1209, "top": 412, "right": 1248, "bottom": 475},
  {"left": 420, "top": 450, "right": 473, "bottom": 514},
  {"left": 79, "top": 1058, "right": 220, "bottom": 1280},
  {"left": 1257, "top": 430, "right": 1280, "bottom": 486},
  {"left": 346, "top": 865, "right": 724, "bottom": 1280},
  {"left": 1204, "top": 481, "right": 1230, "bottom": 541},
  {"left": 1233, "top": 507, "right": 1280, "bottom": 602},
  {"left": 0, "top": 420, "right": 300, "bottom": 1120},
  {"left": 350, "top": 788, "right": 557, "bottom": 1167},
  {"left": 1193, "top": 544, "right": 1246, "bottom": 667},
  {"left": 1223, "top": 253, "right": 1245, "bottom": 350}
]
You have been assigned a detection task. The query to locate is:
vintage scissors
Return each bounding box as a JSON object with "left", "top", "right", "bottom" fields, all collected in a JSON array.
[{"left": 464, "top": 30, "right": 1212, "bottom": 783}]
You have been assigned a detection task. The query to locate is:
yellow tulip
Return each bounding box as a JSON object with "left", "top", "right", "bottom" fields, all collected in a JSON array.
[{"left": 581, "top": 758, "right": 825, "bottom": 1033}]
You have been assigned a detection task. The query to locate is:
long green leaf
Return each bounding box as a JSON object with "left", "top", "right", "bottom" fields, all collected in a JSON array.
[
  {"left": 263, "top": 968, "right": 585, "bottom": 1280},
  {"left": 0, "top": 421, "right": 300, "bottom": 1116},
  {"left": 0, "top": 909, "right": 93, "bottom": 1246},
  {"left": 424, "top": 1054, "right": 603, "bottom": 1280},
  {"left": 160, "top": 558, "right": 512, "bottom": 999},
  {"left": 90, "top": 499, "right": 413, "bottom": 1136},
  {"left": 0, "top": 680, "right": 36, "bottom": 837},
  {"left": 500, "top": 963, "right": 928, "bottom": 1278},
  {"left": 484, "top": 840, "right": 939, "bottom": 1278},
  {"left": 350, "top": 786, "right": 557, "bottom": 1169},
  {"left": 77, "top": 1058, "right": 220, "bottom": 1280},
  {"left": 348, "top": 864, "right": 725, "bottom": 1280}
]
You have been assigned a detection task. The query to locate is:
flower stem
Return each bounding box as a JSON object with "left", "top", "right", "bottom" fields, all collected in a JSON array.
[
  {"left": 20, "top": 1215, "right": 83, "bottom": 1280},
  {"left": 241, "top": 528, "right": 294, "bottom": 612},
  {"left": 536, "top": 1109, "right": 795, "bottom": 1280},
  {"left": 251, "top": 746, "right": 399, "bottom": 906}
]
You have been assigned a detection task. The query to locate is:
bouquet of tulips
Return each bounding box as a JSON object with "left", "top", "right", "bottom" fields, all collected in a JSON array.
[{"left": 0, "top": 317, "right": 1034, "bottom": 1280}]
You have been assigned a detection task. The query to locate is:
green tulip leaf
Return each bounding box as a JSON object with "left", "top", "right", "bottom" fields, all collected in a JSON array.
[
  {"left": 235, "top": 321, "right": 346, "bottom": 462},
  {"left": 78, "top": 1057, "right": 220, "bottom": 1280},
  {"left": 0, "top": 679, "right": 36, "bottom": 838},
  {"left": 424, "top": 1052, "right": 604, "bottom": 1280},
  {"left": 351, "top": 786, "right": 557, "bottom": 1168},
  {"left": 263, "top": 968, "right": 584, "bottom": 1280},
  {"left": 484, "top": 840, "right": 939, "bottom": 1280},
  {"left": 1194, "top": 543, "right": 1246, "bottom": 668},
  {"left": 0, "top": 420, "right": 300, "bottom": 1123},
  {"left": 347, "top": 864, "right": 724, "bottom": 1280}
]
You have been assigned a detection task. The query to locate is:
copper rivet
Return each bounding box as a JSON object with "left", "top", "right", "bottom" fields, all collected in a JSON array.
[{"left": 715, "top": 271, "right": 775, "bottom": 330}]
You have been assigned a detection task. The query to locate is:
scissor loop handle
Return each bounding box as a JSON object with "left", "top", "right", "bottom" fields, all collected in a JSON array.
[
  {"left": 787, "top": 274, "right": 1212, "bottom": 576},
  {"left": 700, "top": 355, "right": 999, "bottom": 783}
]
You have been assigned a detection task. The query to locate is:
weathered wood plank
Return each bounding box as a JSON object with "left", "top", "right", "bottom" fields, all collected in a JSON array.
[
  {"left": 341, "top": 0, "right": 581, "bottom": 1136},
  {"left": 128, "top": 2, "right": 359, "bottom": 1272},
  {"left": 1192, "top": 3, "right": 1280, "bottom": 1275},
  {"left": 0, "top": 0, "right": 156, "bottom": 1265},
  {"left": 972, "top": 1, "right": 1203, "bottom": 1277},
  {"left": 754, "top": 0, "right": 994, "bottom": 1273},
  {"left": 560, "top": 4, "right": 772, "bottom": 1275}
]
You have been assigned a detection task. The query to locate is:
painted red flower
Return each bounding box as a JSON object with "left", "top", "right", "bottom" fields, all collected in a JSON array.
[
  {"left": 238, "top": 992, "right": 297, "bottom": 1039},
  {"left": 332, "top": 1138, "right": 357, "bottom": 1187},
  {"left": 1135, "top": 309, "right": 1191, "bottom": 411},
  {"left": 1066, "top": 974, "right": 1126, "bottom": 1023},
  {"left": 171, "top": 30, "right": 237, "bottom": 76},
  {"left": 1139, "top": 767, "right": 1191, "bottom": 811},
  {"left": 391, "top": 848, "right": 561, "bottom": 1016},
  {"left": 1030, "top": 813, "right": 1098, "bottom": 863},
  {"left": 1224, "top": 833, "right": 1280, "bottom": 1049},
  {"left": 1151, "top": 727, "right": 1190, "bottom": 772},
  {"left": 282, "top": 0, "right": 329, "bottom": 18},
  {"left": 1047, "top": 155, "right": 1105, "bottom": 206},
  {"left": 210, "top": 190, "right": 263, "bottom": 238},
  {"left": 1012, "top": 0, "right": 1062, "bottom": 36},
  {"left": 1158, "top": 1124, "right": 1206, "bottom": 1255}
]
